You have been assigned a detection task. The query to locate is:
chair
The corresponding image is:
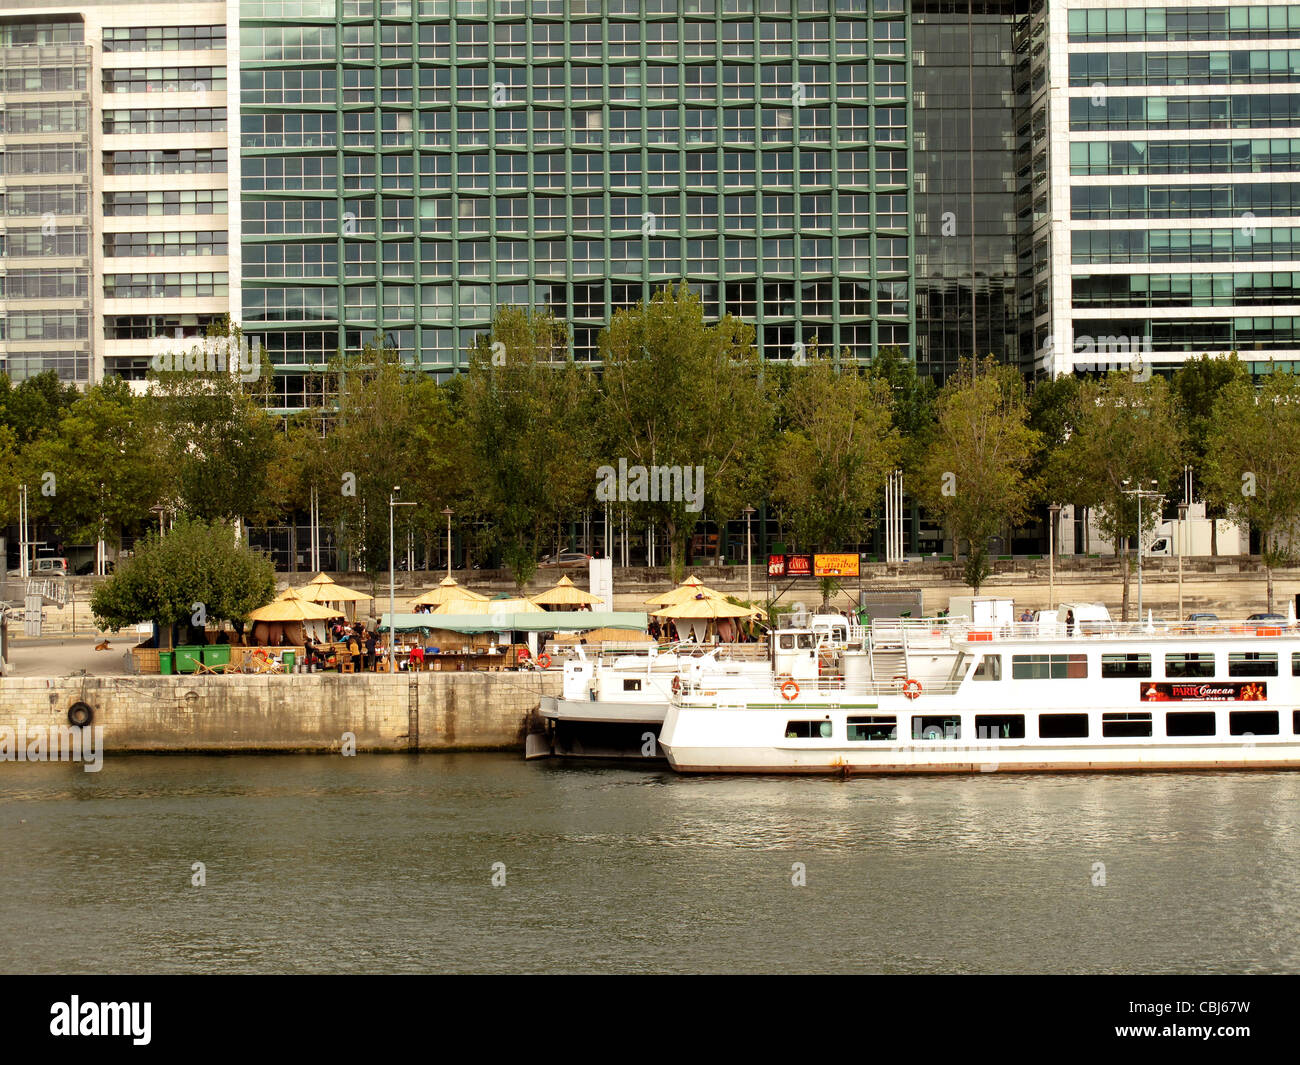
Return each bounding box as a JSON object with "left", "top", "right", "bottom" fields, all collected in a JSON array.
[{"left": 341, "top": 661, "right": 355, "bottom": 674}]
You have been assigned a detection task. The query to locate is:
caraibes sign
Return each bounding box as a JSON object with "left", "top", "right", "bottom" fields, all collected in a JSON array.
[{"left": 148, "top": 330, "right": 262, "bottom": 383}]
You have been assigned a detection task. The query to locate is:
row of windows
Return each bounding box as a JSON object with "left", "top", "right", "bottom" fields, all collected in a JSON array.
[
  {"left": 1072, "top": 316, "right": 1300, "bottom": 352},
  {"left": 243, "top": 0, "right": 895, "bottom": 16},
  {"left": 103, "top": 149, "right": 227, "bottom": 176},
  {"left": 1069, "top": 94, "right": 1300, "bottom": 131},
  {"left": 1067, "top": 7, "right": 1300, "bottom": 42},
  {"left": 1071, "top": 227, "right": 1300, "bottom": 265},
  {"left": 102, "top": 27, "right": 226, "bottom": 53},
  {"left": 1, "top": 66, "right": 86, "bottom": 94},
  {"left": 103, "top": 273, "right": 229, "bottom": 299},
  {"left": 104, "top": 314, "right": 222, "bottom": 340},
  {"left": 0, "top": 269, "right": 87, "bottom": 300},
  {"left": 0, "top": 103, "right": 86, "bottom": 134},
  {"left": 104, "top": 232, "right": 228, "bottom": 258},
  {"left": 1, "top": 187, "right": 87, "bottom": 217},
  {"left": 0, "top": 22, "right": 83, "bottom": 47},
  {"left": 103, "top": 68, "right": 226, "bottom": 94},
  {"left": 238, "top": 20, "right": 901, "bottom": 63},
  {"left": 0, "top": 228, "right": 88, "bottom": 257},
  {"left": 241, "top": 236, "right": 904, "bottom": 276},
  {"left": 987, "top": 650, "right": 1297, "bottom": 680},
  {"left": 803, "top": 710, "right": 1299, "bottom": 742},
  {"left": 1069, "top": 49, "right": 1300, "bottom": 86},
  {"left": 1071, "top": 183, "right": 1300, "bottom": 219},
  {"left": 103, "top": 191, "right": 228, "bottom": 217},
  {"left": 1072, "top": 273, "right": 1300, "bottom": 309},
  {"left": 1, "top": 313, "right": 88, "bottom": 341},
  {"left": 1, "top": 147, "right": 87, "bottom": 177},
  {"left": 102, "top": 109, "right": 226, "bottom": 135},
  {"left": 239, "top": 62, "right": 903, "bottom": 106},
  {"left": 1069, "top": 138, "right": 1300, "bottom": 175}
]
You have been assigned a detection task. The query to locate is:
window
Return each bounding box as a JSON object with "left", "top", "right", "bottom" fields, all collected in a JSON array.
[
  {"left": 1166, "top": 711, "right": 1217, "bottom": 737},
  {"left": 975, "top": 714, "right": 1024, "bottom": 739},
  {"left": 785, "top": 720, "right": 833, "bottom": 738},
  {"left": 1166, "top": 652, "right": 1215, "bottom": 677},
  {"left": 912, "top": 716, "right": 960, "bottom": 740},
  {"left": 106, "top": 26, "right": 226, "bottom": 53},
  {"left": 1229, "top": 652, "right": 1278, "bottom": 677},
  {"left": 1229, "top": 710, "right": 1279, "bottom": 736},
  {"left": 847, "top": 716, "right": 896, "bottom": 741},
  {"left": 1102, "top": 712, "right": 1152, "bottom": 738},
  {"left": 973, "top": 655, "right": 1002, "bottom": 681},
  {"left": 1012, "top": 654, "right": 1088, "bottom": 679},
  {"left": 1101, "top": 653, "right": 1152, "bottom": 678},
  {"left": 1039, "top": 713, "right": 1089, "bottom": 739},
  {"left": 622, "top": 678, "right": 642, "bottom": 692}
]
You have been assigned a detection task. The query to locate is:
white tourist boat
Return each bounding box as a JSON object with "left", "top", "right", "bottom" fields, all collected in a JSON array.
[
  {"left": 530, "top": 614, "right": 861, "bottom": 759},
  {"left": 658, "top": 616, "right": 1300, "bottom": 774}
]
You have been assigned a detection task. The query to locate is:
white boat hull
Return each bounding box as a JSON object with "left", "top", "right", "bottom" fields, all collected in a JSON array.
[{"left": 541, "top": 695, "right": 667, "bottom": 725}]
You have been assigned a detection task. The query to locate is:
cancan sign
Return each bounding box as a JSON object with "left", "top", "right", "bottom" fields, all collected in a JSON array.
[{"left": 1141, "top": 682, "right": 1267, "bottom": 701}]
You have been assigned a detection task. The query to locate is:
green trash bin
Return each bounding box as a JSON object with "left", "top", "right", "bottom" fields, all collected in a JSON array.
[
  {"left": 202, "top": 645, "right": 231, "bottom": 671},
  {"left": 174, "top": 645, "right": 202, "bottom": 673},
  {"left": 159, "top": 651, "right": 175, "bottom": 675},
  {"left": 282, "top": 651, "right": 295, "bottom": 672}
]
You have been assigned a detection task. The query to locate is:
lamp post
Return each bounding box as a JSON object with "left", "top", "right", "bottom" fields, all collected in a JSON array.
[
  {"left": 1122, "top": 479, "right": 1163, "bottom": 621},
  {"left": 1178, "top": 501, "right": 1189, "bottom": 621},
  {"left": 1048, "top": 503, "right": 1061, "bottom": 613},
  {"left": 390, "top": 488, "right": 417, "bottom": 673},
  {"left": 742, "top": 505, "right": 755, "bottom": 603},
  {"left": 442, "top": 506, "right": 454, "bottom": 579}
]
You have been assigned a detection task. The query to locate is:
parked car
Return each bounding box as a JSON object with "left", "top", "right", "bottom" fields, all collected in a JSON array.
[
  {"left": 6, "top": 557, "right": 68, "bottom": 578},
  {"left": 1247, "top": 613, "right": 1287, "bottom": 621},
  {"left": 1186, "top": 613, "right": 1219, "bottom": 621},
  {"left": 538, "top": 552, "right": 592, "bottom": 568}
]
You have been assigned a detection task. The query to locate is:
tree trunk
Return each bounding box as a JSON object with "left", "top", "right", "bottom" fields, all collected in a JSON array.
[
  {"left": 1267, "top": 562, "right": 1275, "bottom": 615},
  {"left": 1211, "top": 515, "right": 1218, "bottom": 558}
]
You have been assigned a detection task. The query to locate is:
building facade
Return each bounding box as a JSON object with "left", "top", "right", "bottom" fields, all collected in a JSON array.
[{"left": 0, "top": 0, "right": 238, "bottom": 386}]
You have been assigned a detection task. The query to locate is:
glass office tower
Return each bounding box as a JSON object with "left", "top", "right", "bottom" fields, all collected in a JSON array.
[{"left": 238, "top": 0, "right": 915, "bottom": 407}]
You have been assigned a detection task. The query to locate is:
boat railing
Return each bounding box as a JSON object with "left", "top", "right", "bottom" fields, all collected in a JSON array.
[
  {"left": 878, "top": 618, "right": 1299, "bottom": 642},
  {"left": 679, "top": 673, "right": 965, "bottom": 699},
  {"left": 587, "top": 640, "right": 768, "bottom": 664}
]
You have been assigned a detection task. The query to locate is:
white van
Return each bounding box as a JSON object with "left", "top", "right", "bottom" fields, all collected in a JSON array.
[{"left": 7, "top": 557, "right": 68, "bottom": 577}]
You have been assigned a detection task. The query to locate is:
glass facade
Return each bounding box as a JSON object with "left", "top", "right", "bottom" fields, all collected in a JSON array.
[{"left": 239, "top": 0, "right": 915, "bottom": 406}]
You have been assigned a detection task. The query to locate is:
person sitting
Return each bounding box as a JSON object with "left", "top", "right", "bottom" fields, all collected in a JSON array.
[{"left": 409, "top": 644, "right": 425, "bottom": 671}]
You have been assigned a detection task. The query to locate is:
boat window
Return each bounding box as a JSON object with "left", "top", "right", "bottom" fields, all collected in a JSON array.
[
  {"left": 622, "top": 678, "right": 642, "bottom": 691},
  {"left": 1102, "top": 711, "right": 1153, "bottom": 738},
  {"left": 972, "top": 654, "right": 1002, "bottom": 681},
  {"left": 1229, "top": 710, "right": 1279, "bottom": 736},
  {"left": 785, "top": 720, "right": 833, "bottom": 739},
  {"left": 1101, "top": 653, "right": 1151, "bottom": 679},
  {"left": 1039, "top": 713, "right": 1088, "bottom": 738},
  {"left": 1230, "top": 652, "right": 1278, "bottom": 677},
  {"left": 975, "top": 714, "right": 1025, "bottom": 739},
  {"left": 1166, "top": 652, "right": 1214, "bottom": 678},
  {"left": 797, "top": 633, "right": 815, "bottom": 650},
  {"left": 1011, "top": 653, "right": 1088, "bottom": 679},
  {"left": 847, "top": 715, "right": 897, "bottom": 741},
  {"left": 779, "top": 634, "right": 796, "bottom": 650},
  {"left": 1166, "top": 711, "right": 1216, "bottom": 737},
  {"left": 1294, "top": 710, "right": 1300, "bottom": 734},
  {"left": 912, "top": 716, "right": 960, "bottom": 740},
  {"left": 1293, "top": 652, "right": 1300, "bottom": 677}
]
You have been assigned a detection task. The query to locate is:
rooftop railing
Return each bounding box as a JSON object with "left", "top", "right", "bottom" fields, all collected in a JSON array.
[{"left": 877, "top": 617, "right": 1298, "bottom": 642}]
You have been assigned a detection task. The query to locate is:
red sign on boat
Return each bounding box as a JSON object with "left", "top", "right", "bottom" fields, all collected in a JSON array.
[{"left": 1141, "top": 682, "right": 1267, "bottom": 702}]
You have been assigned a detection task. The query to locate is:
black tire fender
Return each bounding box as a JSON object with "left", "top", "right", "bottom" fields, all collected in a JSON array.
[{"left": 68, "top": 701, "right": 94, "bottom": 727}]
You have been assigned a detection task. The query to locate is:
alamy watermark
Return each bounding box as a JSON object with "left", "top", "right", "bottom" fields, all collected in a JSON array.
[
  {"left": 149, "top": 330, "right": 262, "bottom": 383},
  {"left": 0, "top": 720, "right": 103, "bottom": 772},
  {"left": 596, "top": 458, "right": 704, "bottom": 513}
]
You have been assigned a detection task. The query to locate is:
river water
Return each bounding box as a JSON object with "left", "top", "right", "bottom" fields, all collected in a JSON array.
[{"left": 1, "top": 754, "right": 1296, "bottom": 974}]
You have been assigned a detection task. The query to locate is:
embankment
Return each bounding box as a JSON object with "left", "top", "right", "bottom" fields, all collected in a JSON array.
[{"left": 0, "top": 672, "right": 561, "bottom": 752}]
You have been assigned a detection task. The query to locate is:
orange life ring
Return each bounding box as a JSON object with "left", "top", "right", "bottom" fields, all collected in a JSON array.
[
  {"left": 537, "top": 652, "right": 551, "bottom": 669},
  {"left": 902, "top": 678, "right": 923, "bottom": 700},
  {"left": 671, "top": 675, "right": 681, "bottom": 694},
  {"left": 780, "top": 678, "right": 800, "bottom": 701}
]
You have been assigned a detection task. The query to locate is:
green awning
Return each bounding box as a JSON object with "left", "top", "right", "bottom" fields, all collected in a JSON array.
[{"left": 378, "top": 611, "right": 648, "bottom": 634}]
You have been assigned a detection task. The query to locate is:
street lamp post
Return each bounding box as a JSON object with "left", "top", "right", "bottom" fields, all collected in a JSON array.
[
  {"left": 742, "top": 505, "right": 755, "bottom": 603},
  {"left": 1122, "top": 479, "right": 1163, "bottom": 621},
  {"left": 442, "top": 506, "right": 454, "bottom": 579},
  {"left": 390, "top": 488, "right": 417, "bottom": 673},
  {"left": 1178, "top": 501, "right": 1189, "bottom": 621},
  {"left": 1048, "top": 503, "right": 1062, "bottom": 613}
]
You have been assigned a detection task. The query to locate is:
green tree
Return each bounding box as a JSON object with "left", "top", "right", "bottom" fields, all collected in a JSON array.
[
  {"left": 598, "top": 283, "right": 771, "bottom": 577},
  {"left": 1171, "top": 354, "right": 1249, "bottom": 555},
  {"left": 1051, "top": 372, "right": 1182, "bottom": 619},
  {"left": 22, "top": 379, "right": 164, "bottom": 561},
  {"left": 90, "top": 517, "right": 275, "bottom": 646},
  {"left": 769, "top": 356, "right": 898, "bottom": 554},
  {"left": 917, "top": 360, "right": 1040, "bottom": 591},
  {"left": 1027, "top": 373, "right": 1082, "bottom": 507},
  {"left": 0, "top": 371, "right": 80, "bottom": 445},
  {"left": 868, "top": 344, "right": 937, "bottom": 470},
  {"left": 1203, "top": 371, "right": 1300, "bottom": 612}
]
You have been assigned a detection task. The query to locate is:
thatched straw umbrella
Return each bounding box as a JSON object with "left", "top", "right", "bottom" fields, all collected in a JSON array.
[
  {"left": 249, "top": 587, "right": 343, "bottom": 646},
  {"left": 645, "top": 574, "right": 728, "bottom": 608},
  {"left": 650, "top": 594, "right": 763, "bottom": 643},
  {"left": 530, "top": 574, "right": 604, "bottom": 611},
  {"left": 409, "top": 575, "right": 489, "bottom": 610},
  {"left": 296, "top": 572, "right": 373, "bottom": 620}
]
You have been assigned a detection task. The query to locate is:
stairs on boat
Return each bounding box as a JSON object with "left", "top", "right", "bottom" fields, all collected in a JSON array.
[{"left": 868, "top": 620, "right": 910, "bottom": 687}]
